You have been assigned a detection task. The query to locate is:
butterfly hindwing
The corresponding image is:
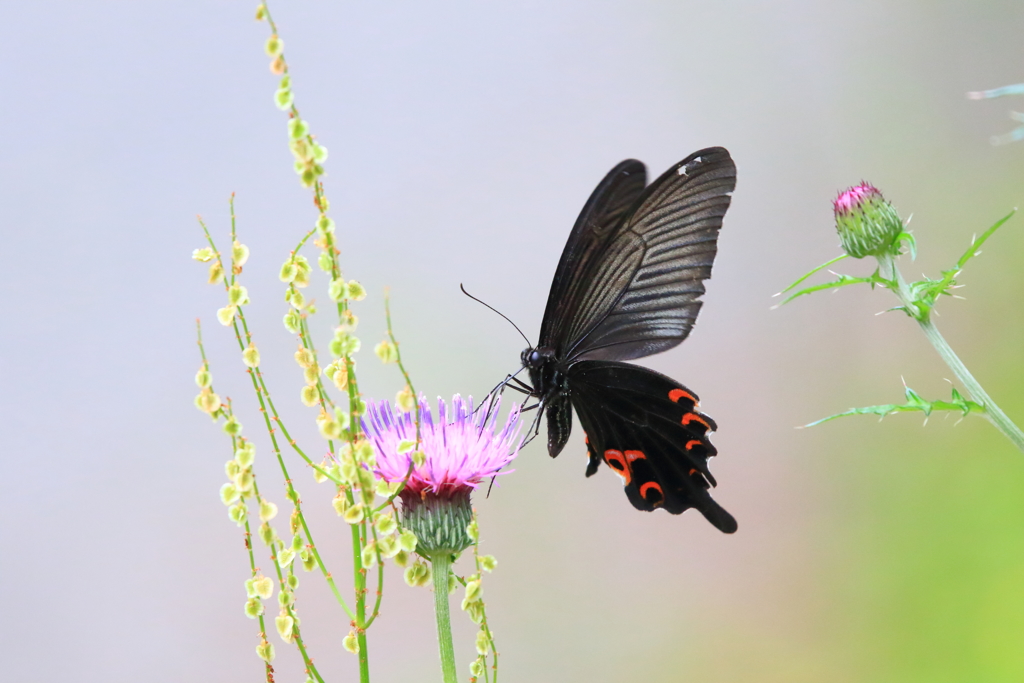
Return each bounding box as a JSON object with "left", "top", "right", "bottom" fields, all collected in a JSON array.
[{"left": 568, "top": 360, "right": 737, "bottom": 533}]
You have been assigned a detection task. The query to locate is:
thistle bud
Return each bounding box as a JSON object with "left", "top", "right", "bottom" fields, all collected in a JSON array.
[{"left": 833, "top": 183, "right": 903, "bottom": 259}]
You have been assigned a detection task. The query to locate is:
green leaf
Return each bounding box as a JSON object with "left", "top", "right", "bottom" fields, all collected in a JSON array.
[
  {"left": 774, "top": 272, "right": 884, "bottom": 307},
  {"left": 775, "top": 253, "right": 849, "bottom": 297},
  {"left": 905, "top": 209, "right": 1015, "bottom": 315},
  {"left": 804, "top": 384, "right": 986, "bottom": 427}
]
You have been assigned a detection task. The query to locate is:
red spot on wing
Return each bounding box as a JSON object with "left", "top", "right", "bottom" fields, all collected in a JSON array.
[
  {"left": 624, "top": 450, "right": 646, "bottom": 463},
  {"left": 639, "top": 481, "right": 664, "bottom": 506},
  {"left": 603, "top": 449, "right": 631, "bottom": 485},
  {"left": 682, "top": 413, "right": 711, "bottom": 431},
  {"left": 668, "top": 388, "right": 696, "bottom": 405},
  {"left": 684, "top": 439, "right": 703, "bottom": 451}
]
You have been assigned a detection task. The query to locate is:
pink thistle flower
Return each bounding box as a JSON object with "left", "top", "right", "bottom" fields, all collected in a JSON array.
[{"left": 363, "top": 395, "right": 522, "bottom": 555}]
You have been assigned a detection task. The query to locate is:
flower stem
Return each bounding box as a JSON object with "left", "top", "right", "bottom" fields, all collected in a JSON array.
[
  {"left": 878, "top": 253, "right": 1024, "bottom": 452},
  {"left": 429, "top": 553, "right": 458, "bottom": 683}
]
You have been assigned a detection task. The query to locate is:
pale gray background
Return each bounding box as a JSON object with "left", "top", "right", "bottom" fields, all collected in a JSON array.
[{"left": 3, "top": 1, "right": 1024, "bottom": 681}]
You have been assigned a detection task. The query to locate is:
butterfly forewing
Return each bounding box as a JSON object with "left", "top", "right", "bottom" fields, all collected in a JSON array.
[
  {"left": 539, "top": 160, "right": 647, "bottom": 355},
  {"left": 568, "top": 360, "right": 737, "bottom": 533},
  {"left": 552, "top": 148, "right": 736, "bottom": 363}
]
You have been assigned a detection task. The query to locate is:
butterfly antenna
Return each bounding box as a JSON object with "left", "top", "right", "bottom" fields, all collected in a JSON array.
[{"left": 460, "top": 283, "right": 532, "bottom": 347}]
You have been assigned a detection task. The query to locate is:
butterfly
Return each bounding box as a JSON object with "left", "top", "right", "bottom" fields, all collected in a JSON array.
[{"left": 518, "top": 147, "right": 737, "bottom": 533}]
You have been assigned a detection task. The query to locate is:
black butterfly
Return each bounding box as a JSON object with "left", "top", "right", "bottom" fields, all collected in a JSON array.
[{"left": 518, "top": 147, "right": 737, "bottom": 533}]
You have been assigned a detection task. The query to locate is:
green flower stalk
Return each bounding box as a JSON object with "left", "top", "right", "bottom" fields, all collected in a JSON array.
[
  {"left": 364, "top": 396, "right": 522, "bottom": 683},
  {"left": 778, "top": 182, "right": 1024, "bottom": 452}
]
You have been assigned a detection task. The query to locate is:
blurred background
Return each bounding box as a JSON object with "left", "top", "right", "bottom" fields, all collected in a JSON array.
[{"left": 3, "top": 1, "right": 1024, "bottom": 681}]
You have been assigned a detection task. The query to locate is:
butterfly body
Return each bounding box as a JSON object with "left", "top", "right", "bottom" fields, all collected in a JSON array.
[{"left": 521, "top": 147, "right": 738, "bottom": 533}]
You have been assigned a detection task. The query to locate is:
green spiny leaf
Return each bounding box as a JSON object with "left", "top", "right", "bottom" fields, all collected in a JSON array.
[{"left": 804, "top": 385, "right": 986, "bottom": 427}]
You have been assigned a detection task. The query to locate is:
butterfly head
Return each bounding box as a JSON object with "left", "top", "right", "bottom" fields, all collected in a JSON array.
[{"left": 521, "top": 345, "right": 558, "bottom": 397}]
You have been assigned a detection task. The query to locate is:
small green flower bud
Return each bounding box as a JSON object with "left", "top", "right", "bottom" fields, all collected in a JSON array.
[
  {"left": 331, "top": 363, "right": 349, "bottom": 391},
  {"left": 288, "top": 118, "right": 309, "bottom": 140},
  {"left": 232, "top": 240, "right": 250, "bottom": 267},
  {"left": 270, "top": 55, "right": 285, "bottom": 75},
  {"left": 332, "top": 493, "right": 348, "bottom": 516},
  {"left": 339, "top": 459, "right": 358, "bottom": 485},
  {"left": 223, "top": 415, "right": 242, "bottom": 436},
  {"left": 255, "top": 4, "right": 266, "bottom": 21},
  {"left": 343, "top": 631, "right": 359, "bottom": 654},
  {"left": 377, "top": 535, "right": 399, "bottom": 558},
  {"left": 376, "top": 478, "right": 401, "bottom": 499},
  {"left": 244, "top": 597, "right": 264, "bottom": 618},
  {"left": 195, "top": 366, "right": 212, "bottom": 388},
  {"left": 355, "top": 440, "right": 375, "bottom": 464},
  {"left": 470, "top": 658, "right": 485, "bottom": 676},
  {"left": 288, "top": 289, "right": 306, "bottom": 310},
  {"left": 236, "top": 441, "right": 256, "bottom": 467},
  {"left": 225, "top": 459, "right": 240, "bottom": 479},
  {"left": 328, "top": 278, "right": 347, "bottom": 302},
  {"left": 334, "top": 408, "right": 351, "bottom": 431},
  {"left": 287, "top": 574, "right": 299, "bottom": 590},
  {"left": 228, "top": 502, "right": 247, "bottom": 525},
  {"left": 318, "top": 251, "right": 333, "bottom": 272},
  {"left": 242, "top": 342, "right": 260, "bottom": 368},
  {"left": 195, "top": 388, "right": 221, "bottom": 415},
  {"left": 256, "top": 639, "right": 275, "bottom": 663},
  {"left": 394, "top": 549, "right": 411, "bottom": 567},
  {"left": 216, "top": 305, "right": 236, "bottom": 326},
  {"left": 301, "top": 167, "right": 318, "bottom": 187},
  {"left": 448, "top": 573, "right": 458, "bottom": 594},
  {"left": 279, "top": 261, "right": 297, "bottom": 282},
  {"left": 275, "top": 88, "right": 294, "bottom": 110},
  {"left": 228, "top": 284, "right": 249, "bottom": 306},
  {"left": 465, "top": 600, "right": 485, "bottom": 624},
  {"left": 466, "top": 520, "right": 479, "bottom": 542},
  {"left": 479, "top": 555, "right": 497, "bottom": 573},
  {"left": 464, "top": 580, "right": 482, "bottom": 603},
  {"left": 283, "top": 309, "right": 301, "bottom": 334},
  {"left": 361, "top": 541, "right": 378, "bottom": 568},
  {"left": 395, "top": 386, "right": 415, "bottom": 412},
  {"left": 220, "top": 483, "right": 241, "bottom": 505},
  {"left": 397, "top": 439, "right": 415, "bottom": 454},
  {"left": 290, "top": 510, "right": 301, "bottom": 535},
  {"left": 312, "top": 143, "right": 328, "bottom": 164},
  {"left": 192, "top": 247, "right": 215, "bottom": 262},
  {"left": 833, "top": 183, "right": 904, "bottom": 259},
  {"left": 343, "top": 502, "right": 365, "bottom": 525},
  {"left": 374, "top": 340, "right": 398, "bottom": 364},
  {"left": 475, "top": 631, "right": 489, "bottom": 655},
  {"left": 291, "top": 534, "right": 304, "bottom": 552},
  {"left": 411, "top": 450, "right": 426, "bottom": 468},
  {"left": 250, "top": 574, "right": 274, "bottom": 600},
  {"left": 265, "top": 35, "right": 283, "bottom": 57},
  {"left": 316, "top": 215, "right": 335, "bottom": 235},
  {"left": 277, "top": 548, "right": 296, "bottom": 568},
  {"left": 300, "top": 385, "right": 319, "bottom": 407},
  {"left": 303, "top": 365, "right": 319, "bottom": 385},
  {"left": 316, "top": 410, "right": 342, "bottom": 440},
  {"left": 294, "top": 347, "right": 315, "bottom": 368},
  {"left": 404, "top": 561, "right": 431, "bottom": 587},
  {"left": 259, "top": 498, "right": 278, "bottom": 522},
  {"left": 208, "top": 261, "right": 224, "bottom": 284},
  {"left": 258, "top": 522, "right": 277, "bottom": 547},
  {"left": 347, "top": 280, "right": 366, "bottom": 301},
  {"left": 301, "top": 549, "right": 316, "bottom": 572},
  {"left": 278, "top": 75, "right": 290, "bottom": 90},
  {"left": 398, "top": 529, "right": 418, "bottom": 553},
  {"left": 275, "top": 614, "right": 294, "bottom": 643},
  {"left": 235, "top": 468, "right": 254, "bottom": 494}
]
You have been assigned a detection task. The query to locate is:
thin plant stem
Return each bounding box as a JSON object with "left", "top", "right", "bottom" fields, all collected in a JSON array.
[
  {"left": 878, "top": 253, "right": 1024, "bottom": 452},
  {"left": 429, "top": 553, "right": 459, "bottom": 683}
]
